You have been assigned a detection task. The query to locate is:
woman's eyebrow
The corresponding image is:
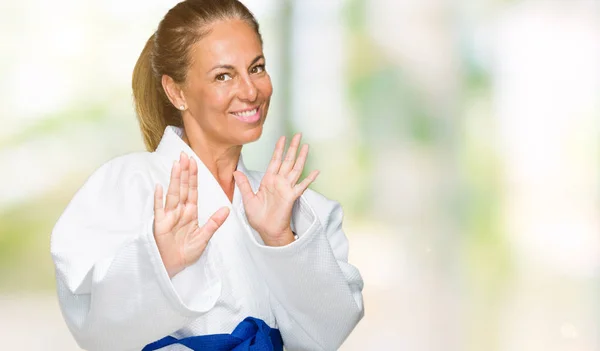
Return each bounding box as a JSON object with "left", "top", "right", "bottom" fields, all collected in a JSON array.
[
  {"left": 209, "top": 64, "right": 235, "bottom": 72},
  {"left": 208, "top": 55, "right": 265, "bottom": 73},
  {"left": 249, "top": 54, "right": 264, "bottom": 66}
]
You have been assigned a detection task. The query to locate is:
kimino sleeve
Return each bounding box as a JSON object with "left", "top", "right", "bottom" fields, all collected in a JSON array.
[
  {"left": 239, "top": 189, "right": 364, "bottom": 351},
  {"left": 50, "top": 154, "right": 221, "bottom": 351}
]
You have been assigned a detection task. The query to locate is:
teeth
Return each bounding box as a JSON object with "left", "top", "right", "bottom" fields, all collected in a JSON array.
[{"left": 233, "top": 108, "right": 258, "bottom": 117}]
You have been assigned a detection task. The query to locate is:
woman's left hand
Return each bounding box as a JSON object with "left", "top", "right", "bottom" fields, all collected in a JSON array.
[{"left": 233, "top": 133, "right": 319, "bottom": 247}]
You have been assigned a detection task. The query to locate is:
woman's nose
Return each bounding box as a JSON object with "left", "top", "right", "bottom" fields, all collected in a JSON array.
[{"left": 238, "top": 75, "right": 258, "bottom": 102}]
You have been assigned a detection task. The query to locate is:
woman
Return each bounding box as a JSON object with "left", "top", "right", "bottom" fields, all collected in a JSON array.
[{"left": 51, "top": 0, "right": 364, "bottom": 350}]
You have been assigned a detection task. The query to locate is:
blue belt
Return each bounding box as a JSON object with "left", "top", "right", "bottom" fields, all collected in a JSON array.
[{"left": 142, "top": 317, "right": 283, "bottom": 351}]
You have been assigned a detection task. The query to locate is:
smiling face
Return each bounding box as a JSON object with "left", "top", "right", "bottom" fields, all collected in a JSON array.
[{"left": 178, "top": 18, "right": 272, "bottom": 147}]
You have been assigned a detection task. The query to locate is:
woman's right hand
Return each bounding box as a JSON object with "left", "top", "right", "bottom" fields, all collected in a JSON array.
[{"left": 153, "top": 152, "right": 230, "bottom": 278}]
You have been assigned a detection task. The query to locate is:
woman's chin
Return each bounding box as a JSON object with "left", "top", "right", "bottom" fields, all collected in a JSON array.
[{"left": 235, "top": 124, "right": 263, "bottom": 145}]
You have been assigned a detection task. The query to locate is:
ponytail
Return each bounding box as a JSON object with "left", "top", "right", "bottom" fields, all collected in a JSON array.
[{"left": 132, "top": 34, "right": 180, "bottom": 151}]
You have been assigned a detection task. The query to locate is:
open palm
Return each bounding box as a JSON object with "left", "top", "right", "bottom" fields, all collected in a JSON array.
[
  {"left": 234, "top": 134, "right": 319, "bottom": 247},
  {"left": 154, "top": 152, "right": 230, "bottom": 278}
]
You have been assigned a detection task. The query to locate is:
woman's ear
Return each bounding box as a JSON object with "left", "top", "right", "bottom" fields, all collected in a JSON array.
[{"left": 161, "top": 74, "right": 187, "bottom": 110}]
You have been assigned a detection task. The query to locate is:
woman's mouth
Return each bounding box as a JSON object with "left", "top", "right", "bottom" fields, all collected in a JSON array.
[{"left": 230, "top": 107, "right": 261, "bottom": 123}]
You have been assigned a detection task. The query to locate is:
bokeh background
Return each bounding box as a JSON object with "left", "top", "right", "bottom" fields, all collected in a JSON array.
[{"left": 1, "top": 0, "right": 599, "bottom": 350}]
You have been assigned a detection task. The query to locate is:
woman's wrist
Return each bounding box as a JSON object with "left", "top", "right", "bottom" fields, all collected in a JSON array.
[{"left": 262, "top": 227, "right": 295, "bottom": 247}]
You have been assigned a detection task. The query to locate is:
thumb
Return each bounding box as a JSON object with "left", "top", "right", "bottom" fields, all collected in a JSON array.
[
  {"left": 200, "top": 206, "right": 230, "bottom": 238},
  {"left": 233, "top": 171, "right": 254, "bottom": 204}
]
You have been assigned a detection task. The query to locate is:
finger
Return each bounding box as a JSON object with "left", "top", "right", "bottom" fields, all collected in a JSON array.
[
  {"left": 265, "top": 136, "right": 285, "bottom": 174},
  {"left": 188, "top": 157, "right": 198, "bottom": 206},
  {"left": 198, "top": 206, "right": 231, "bottom": 240},
  {"left": 294, "top": 170, "right": 320, "bottom": 197},
  {"left": 153, "top": 184, "right": 164, "bottom": 218},
  {"left": 233, "top": 171, "right": 255, "bottom": 205},
  {"left": 279, "top": 133, "right": 302, "bottom": 175},
  {"left": 165, "top": 161, "right": 181, "bottom": 211},
  {"left": 287, "top": 143, "right": 309, "bottom": 185},
  {"left": 179, "top": 153, "right": 189, "bottom": 205}
]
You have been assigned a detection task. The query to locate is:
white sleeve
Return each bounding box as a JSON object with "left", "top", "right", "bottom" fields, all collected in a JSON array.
[
  {"left": 50, "top": 155, "right": 221, "bottom": 351},
  {"left": 239, "top": 189, "right": 364, "bottom": 351}
]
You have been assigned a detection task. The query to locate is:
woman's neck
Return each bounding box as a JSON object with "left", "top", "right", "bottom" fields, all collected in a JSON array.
[{"left": 181, "top": 128, "right": 241, "bottom": 202}]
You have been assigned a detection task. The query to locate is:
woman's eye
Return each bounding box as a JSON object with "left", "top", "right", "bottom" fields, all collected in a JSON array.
[
  {"left": 251, "top": 64, "right": 265, "bottom": 74},
  {"left": 216, "top": 73, "right": 232, "bottom": 81}
]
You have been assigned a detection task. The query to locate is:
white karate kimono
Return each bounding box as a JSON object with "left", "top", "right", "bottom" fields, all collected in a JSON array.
[{"left": 51, "top": 126, "right": 364, "bottom": 351}]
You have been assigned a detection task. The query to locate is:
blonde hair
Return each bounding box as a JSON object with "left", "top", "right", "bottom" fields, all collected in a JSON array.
[{"left": 132, "top": 0, "right": 262, "bottom": 151}]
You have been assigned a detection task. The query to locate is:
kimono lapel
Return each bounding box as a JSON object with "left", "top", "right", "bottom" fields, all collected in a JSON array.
[{"left": 154, "top": 126, "right": 249, "bottom": 223}]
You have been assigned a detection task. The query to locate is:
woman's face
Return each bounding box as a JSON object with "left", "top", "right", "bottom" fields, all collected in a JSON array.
[{"left": 181, "top": 19, "right": 272, "bottom": 147}]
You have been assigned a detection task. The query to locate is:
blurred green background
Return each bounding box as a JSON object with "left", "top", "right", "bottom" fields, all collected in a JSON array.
[{"left": 1, "top": 0, "right": 599, "bottom": 350}]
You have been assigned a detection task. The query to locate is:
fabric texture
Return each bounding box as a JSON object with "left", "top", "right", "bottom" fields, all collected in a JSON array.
[{"left": 51, "top": 126, "right": 364, "bottom": 351}]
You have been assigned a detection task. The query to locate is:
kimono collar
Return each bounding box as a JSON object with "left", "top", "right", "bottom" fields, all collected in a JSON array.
[
  {"left": 154, "top": 125, "right": 250, "bottom": 176},
  {"left": 154, "top": 125, "right": 250, "bottom": 208}
]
